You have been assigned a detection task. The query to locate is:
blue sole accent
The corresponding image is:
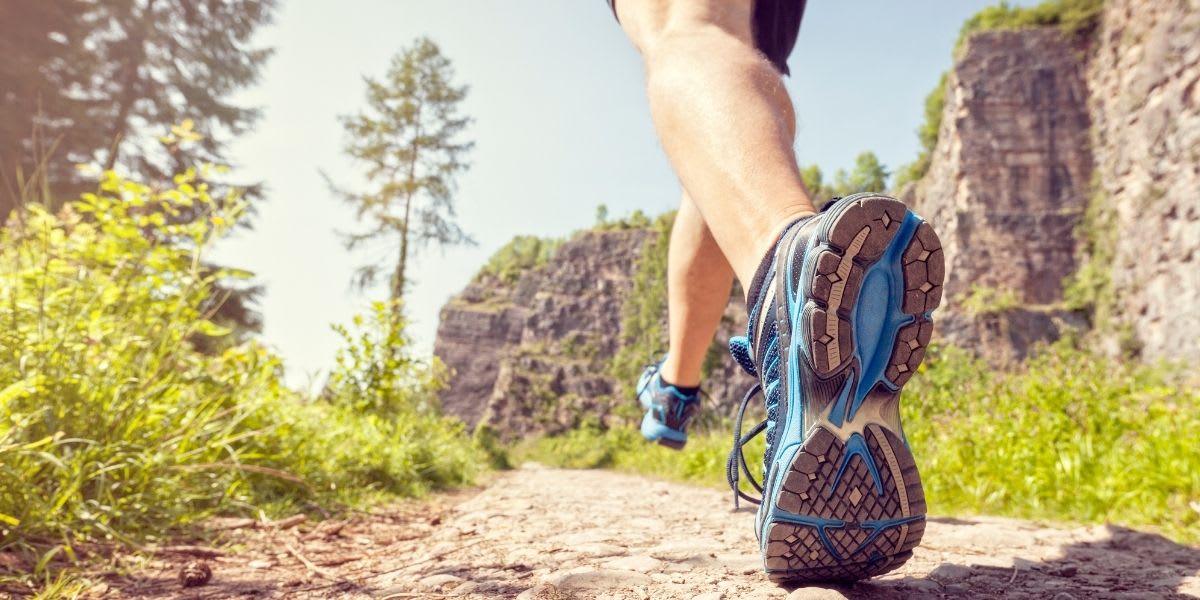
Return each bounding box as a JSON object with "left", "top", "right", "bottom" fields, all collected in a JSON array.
[
  {"left": 640, "top": 411, "right": 686, "bottom": 443},
  {"left": 847, "top": 212, "right": 920, "bottom": 422},
  {"left": 829, "top": 432, "right": 885, "bottom": 498},
  {"left": 769, "top": 511, "right": 849, "bottom": 561}
]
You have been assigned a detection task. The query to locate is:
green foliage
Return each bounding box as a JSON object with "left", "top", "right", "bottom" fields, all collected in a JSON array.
[
  {"left": 521, "top": 344, "right": 1199, "bottom": 544},
  {"left": 957, "top": 0, "right": 1105, "bottom": 48},
  {"left": 594, "top": 204, "right": 609, "bottom": 227},
  {"left": 803, "top": 152, "right": 891, "bottom": 204},
  {"left": 0, "top": 170, "right": 480, "bottom": 570},
  {"left": 893, "top": 72, "right": 949, "bottom": 190},
  {"left": 0, "top": 0, "right": 277, "bottom": 209},
  {"left": 1063, "top": 176, "right": 1118, "bottom": 326},
  {"left": 960, "top": 284, "right": 1023, "bottom": 317},
  {"left": 903, "top": 343, "right": 1198, "bottom": 543},
  {"left": 328, "top": 36, "right": 475, "bottom": 302},
  {"left": 0, "top": 169, "right": 269, "bottom": 551},
  {"left": 476, "top": 235, "right": 564, "bottom": 285},
  {"left": 594, "top": 208, "right": 654, "bottom": 232},
  {"left": 608, "top": 212, "right": 676, "bottom": 400}
]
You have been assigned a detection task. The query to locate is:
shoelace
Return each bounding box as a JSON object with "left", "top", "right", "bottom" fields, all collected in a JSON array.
[{"left": 725, "top": 382, "right": 767, "bottom": 508}]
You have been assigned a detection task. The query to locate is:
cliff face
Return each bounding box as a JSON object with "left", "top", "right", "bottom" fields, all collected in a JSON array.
[
  {"left": 434, "top": 227, "right": 755, "bottom": 437},
  {"left": 1088, "top": 0, "right": 1200, "bottom": 362},
  {"left": 904, "top": 0, "right": 1200, "bottom": 362},
  {"left": 433, "top": 230, "right": 650, "bottom": 434},
  {"left": 902, "top": 28, "right": 1094, "bottom": 361}
]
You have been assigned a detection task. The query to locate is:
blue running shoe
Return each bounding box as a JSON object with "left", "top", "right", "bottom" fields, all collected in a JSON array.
[
  {"left": 726, "top": 193, "right": 944, "bottom": 583},
  {"left": 637, "top": 361, "right": 701, "bottom": 450}
]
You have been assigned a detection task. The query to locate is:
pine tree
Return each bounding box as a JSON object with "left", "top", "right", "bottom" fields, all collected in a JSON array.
[
  {"left": 329, "top": 37, "right": 475, "bottom": 308},
  {"left": 0, "top": 0, "right": 277, "bottom": 213}
]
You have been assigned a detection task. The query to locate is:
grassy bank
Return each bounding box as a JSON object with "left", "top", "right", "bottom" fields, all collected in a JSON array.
[
  {"left": 0, "top": 171, "right": 482, "bottom": 588},
  {"left": 515, "top": 344, "right": 1200, "bottom": 544}
]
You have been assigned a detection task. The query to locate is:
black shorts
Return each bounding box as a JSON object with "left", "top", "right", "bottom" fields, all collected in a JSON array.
[{"left": 606, "top": 0, "right": 806, "bottom": 75}]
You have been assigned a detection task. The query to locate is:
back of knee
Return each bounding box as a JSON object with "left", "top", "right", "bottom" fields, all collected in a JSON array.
[{"left": 618, "top": 0, "right": 754, "bottom": 57}]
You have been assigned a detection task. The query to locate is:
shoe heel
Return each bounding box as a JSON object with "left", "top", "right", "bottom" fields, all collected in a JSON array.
[{"left": 762, "top": 425, "right": 926, "bottom": 582}]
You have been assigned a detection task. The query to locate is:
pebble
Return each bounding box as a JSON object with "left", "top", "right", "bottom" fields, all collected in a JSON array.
[
  {"left": 902, "top": 578, "right": 943, "bottom": 593},
  {"left": 787, "top": 586, "right": 849, "bottom": 600},
  {"left": 247, "top": 559, "right": 273, "bottom": 569},
  {"left": 1055, "top": 565, "right": 1079, "bottom": 577},
  {"left": 516, "top": 583, "right": 555, "bottom": 600},
  {"left": 418, "top": 573, "right": 463, "bottom": 590},
  {"left": 929, "top": 562, "right": 973, "bottom": 583},
  {"left": 693, "top": 592, "right": 724, "bottom": 600},
  {"left": 574, "top": 543, "right": 628, "bottom": 558},
  {"left": 448, "top": 581, "right": 479, "bottom": 596},
  {"left": 547, "top": 568, "right": 654, "bottom": 590}
]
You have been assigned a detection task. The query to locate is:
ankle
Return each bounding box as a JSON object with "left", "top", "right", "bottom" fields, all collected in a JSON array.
[{"left": 659, "top": 357, "right": 701, "bottom": 389}]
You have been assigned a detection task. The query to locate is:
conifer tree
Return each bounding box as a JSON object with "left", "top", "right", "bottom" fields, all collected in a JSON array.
[{"left": 329, "top": 37, "right": 475, "bottom": 308}]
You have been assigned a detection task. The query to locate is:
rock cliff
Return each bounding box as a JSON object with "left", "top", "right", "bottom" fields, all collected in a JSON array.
[
  {"left": 1087, "top": 0, "right": 1200, "bottom": 362},
  {"left": 901, "top": 28, "right": 1094, "bottom": 362},
  {"left": 434, "top": 226, "right": 756, "bottom": 436},
  {"left": 433, "top": 230, "right": 649, "bottom": 434},
  {"left": 904, "top": 0, "right": 1200, "bottom": 362}
]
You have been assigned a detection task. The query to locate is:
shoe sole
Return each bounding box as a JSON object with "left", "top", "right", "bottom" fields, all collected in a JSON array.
[{"left": 761, "top": 194, "right": 943, "bottom": 583}]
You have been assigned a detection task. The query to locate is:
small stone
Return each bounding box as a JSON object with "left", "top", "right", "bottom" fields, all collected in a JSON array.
[
  {"left": 515, "top": 583, "right": 557, "bottom": 600},
  {"left": 602, "top": 555, "right": 663, "bottom": 573},
  {"left": 419, "top": 573, "right": 464, "bottom": 590},
  {"left": 1055, "top": 565, "right": 1078, "bottom": 578},
  {"left": 178, "top": 560, "right": 212, "bottom": 588},
  {"left": 575, "top": 543, "right": 627, "bottom": 558},
  {"left": 693, "top": 592, "right": 724, "bottom": 600},
  {"left": 901, "top": 578, "right": 942, "bottom": 592},
  {"left": 928, "top": 562, "right": 973, "bottom": 583},
  {"left": 787, "top": 585, "right": 849, "bottom": 600},
  {"left": 247, "top": 559, "right": 273, "bottom": 569},
  {"left": 547, "top": 568, "right": 653, "bottom": 590},
  {"left": 449, "top": 581, "right": 480, "bottom": 597}
]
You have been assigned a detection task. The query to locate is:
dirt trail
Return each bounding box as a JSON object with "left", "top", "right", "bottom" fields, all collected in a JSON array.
[{"left": 92, "top": 464, "right": 1200, "bottom": 599}]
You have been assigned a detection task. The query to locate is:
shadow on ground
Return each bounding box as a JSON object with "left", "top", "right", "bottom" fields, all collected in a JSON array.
[{"left": 784, "top": 525, "right": 1200, "bottom": 600}]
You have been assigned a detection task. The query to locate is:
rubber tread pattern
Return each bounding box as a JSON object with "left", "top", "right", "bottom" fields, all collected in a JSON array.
[{"left": 763, "top": 195, "right": 943, "bottom": 583}]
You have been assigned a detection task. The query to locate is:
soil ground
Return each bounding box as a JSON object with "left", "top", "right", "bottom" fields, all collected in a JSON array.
[{"left": 62, "top": 464, "right": 1200, "bottom": 599}]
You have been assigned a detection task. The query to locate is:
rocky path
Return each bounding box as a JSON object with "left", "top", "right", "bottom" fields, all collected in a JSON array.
[{"left": 95, "top": 464, "right": 1200, "bottom": 599}]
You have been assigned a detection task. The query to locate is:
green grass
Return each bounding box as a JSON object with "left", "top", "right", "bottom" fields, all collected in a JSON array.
[
  {"left": 0, "top": 169, "right": 481, "bottom": 587},
  {"left": 517, "top": 344, "right": 1200, "bottom": 544}
]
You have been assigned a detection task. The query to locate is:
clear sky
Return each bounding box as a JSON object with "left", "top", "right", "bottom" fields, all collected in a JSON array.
[{"left": 213, "top": 0, "right": 1033, "bottom": 389}]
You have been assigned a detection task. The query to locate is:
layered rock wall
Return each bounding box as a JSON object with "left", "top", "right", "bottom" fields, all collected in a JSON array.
[
  {"left": 434, "top": 228, "right": 755, "bottom": 436},
  {"left": 902, "top": 29, "right": 1093, "bottom": 361},
  {"left": 1088, "top": 0, "right": 1200, "bottom": 362}
]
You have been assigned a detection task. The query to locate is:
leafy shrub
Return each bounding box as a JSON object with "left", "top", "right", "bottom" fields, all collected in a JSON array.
[
  {"left": 0, "top": 170, "right": 480, "bottom": 567},
  {"left": 958, "top": 0, "right": 1105, "bottom": 47},
  {"left": 904, "top": 343, "right": 1199, "bottom": 542},
  {"left": 607, "top": 211, "right": 675, "bottom": 402},
  {"left": 893, "top": 72, "right": 948, "bottom": 190},
  {"left": 475, "top": 235, "right": 562, "bottom": 284}
]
